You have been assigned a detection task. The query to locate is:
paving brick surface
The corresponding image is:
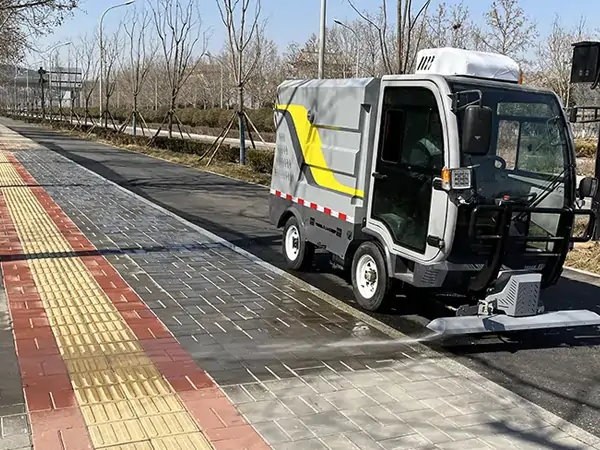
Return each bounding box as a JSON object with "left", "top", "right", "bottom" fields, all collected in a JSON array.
[
  {"left": 6, "top": 137, "right": 597, "bottom": 449},
  {"left": 0, "top": 267, "right": 32, "bottom": 450}
]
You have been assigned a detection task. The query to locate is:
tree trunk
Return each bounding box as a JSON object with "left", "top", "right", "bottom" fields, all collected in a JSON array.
[
  {"left": 238, "top": 85, "right": 246, "bottom": 165},
  {"left": 168, "top": 96, "right": 175, "bottom": 139},
  {"left": 132, "top": 95, "right": 138, "bottom": 136},
  {"left": 84, "top": 98, "right": 90, "bottom": 126},
  {"left": 104, "top": 90, "right": 109, "bottom": 128}
]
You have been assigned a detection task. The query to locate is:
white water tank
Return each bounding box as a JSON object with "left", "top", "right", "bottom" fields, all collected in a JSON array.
[{"left": 414, "top": 47, "right": 521, "bottom": 83}]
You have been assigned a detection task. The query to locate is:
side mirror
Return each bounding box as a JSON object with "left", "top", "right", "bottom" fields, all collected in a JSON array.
[
  {"left": 462, "top": 104, "right": 493, "bottom": 156},
  {"left": 578, "top": 176, "right": 599, "bottom": 200},
  {"left": 568, "top": 106, "right": 578, "bottom": 123}
]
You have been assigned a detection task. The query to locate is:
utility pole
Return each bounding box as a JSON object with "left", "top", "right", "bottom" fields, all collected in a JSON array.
[
  {"left": 318, "top": 0, "right": 326, "bottom": 78},
  {"left": 38, "top": 67, "right": 47, "bottom": 117}
]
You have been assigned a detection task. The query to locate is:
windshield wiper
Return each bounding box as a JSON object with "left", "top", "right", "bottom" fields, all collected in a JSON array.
[{"left": 512, "top": 165, "right": 571, "bottom": 222}]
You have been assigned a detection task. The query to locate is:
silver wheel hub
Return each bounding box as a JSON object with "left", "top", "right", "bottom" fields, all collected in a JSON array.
[
  {"left": 285, "top": 225, "right": 300, "bottom": 261},
  {"left": 356, "top": 254, "right": 378, "bottom": 300}
]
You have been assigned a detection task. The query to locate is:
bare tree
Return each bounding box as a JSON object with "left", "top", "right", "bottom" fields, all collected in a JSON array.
[
  {"left": 348, "top": 0, "right": 430, "bottom": 74},
  {"left": 425, "top": 1, "right": 473, "bottom": 49},
  {"left": 101, "top": 25, "right": 123, "bottom": 128},
  {"left": 283, "top": 29, "right": 358, "bottom": 79},
  {"left": 0, "top": 0, "right": 79, "bottom": 62},
  {"left": 245, "top": 35, "right": 280, "bottom": 108},
  {"left": 531, "top": 16, "right": 576, "bottom": 105},
  {"left": 151, "top": 0, "right": 209, "bottom": 139},
  {"left": 475, "top": 0, "right": 537, "bottom": 63},
  {"left": 348, "top": 1, "right": 394, "bottom": 74},
  {"left": 0, "top": 10, "right": 24, "bottom": 63},
  {"left": 121, "top": 7, "right": 156, "bottom": 136},
  {"left": 330, "top": 23, "right": 361, "bottom": 77},
  {"left": 215, "top": 0, "right": 264, "bottom": 165},
  {"left": 202, "top": 52, "right": 227, "bottom": 108},
  {"left": 74, "top": 33, "right": 99, "bottom": 126},
  {"left": 0, "top": 0, "right": 78, "bottom": 33},
  {"left": 353, "top": 19, "right": 386, "bottom": 76},
  {"left": 396, "top": 0, "right": 431, "bottom": 73}
]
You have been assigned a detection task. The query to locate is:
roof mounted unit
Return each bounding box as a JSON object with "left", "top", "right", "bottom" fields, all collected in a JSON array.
[{"left": 414, "top": 47, "right": 521, "bottom": 83}]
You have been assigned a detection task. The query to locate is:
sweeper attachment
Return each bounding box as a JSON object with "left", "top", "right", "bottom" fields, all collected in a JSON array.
[{"left": 269, "top": 46, "right": 600, "bottom": 338}]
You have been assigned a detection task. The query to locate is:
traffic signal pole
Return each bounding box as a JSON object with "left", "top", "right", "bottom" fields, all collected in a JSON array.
[
  {"left": 569, "top": 41, "right": 600, "bottom": 240},
  {"left": 37, "top": 67, "right": 47, "bottom": 118}
]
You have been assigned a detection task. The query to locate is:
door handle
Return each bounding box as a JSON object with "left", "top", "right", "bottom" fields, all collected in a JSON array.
[{"left": 372, "top": 172, "right": 387, "bottom": 180}]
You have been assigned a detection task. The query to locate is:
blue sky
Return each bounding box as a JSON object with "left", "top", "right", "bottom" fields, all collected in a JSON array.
[{"left": 28, "top": 0, "right": 598, "bottom": 65}]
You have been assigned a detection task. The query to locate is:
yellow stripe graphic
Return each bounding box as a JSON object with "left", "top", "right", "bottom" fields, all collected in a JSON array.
[
  {"left": 276, "top": 103, "right": 364, "bottom": 198},
  {"left": 0, "top": 155, "right": 212, "bottom": 449}
]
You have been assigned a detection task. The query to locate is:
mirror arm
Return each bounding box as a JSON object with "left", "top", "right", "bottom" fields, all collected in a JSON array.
[{"left": 450, "top": 89, "right": 484, "bottom": 113}]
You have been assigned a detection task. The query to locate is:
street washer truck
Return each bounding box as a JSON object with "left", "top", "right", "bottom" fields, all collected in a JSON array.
[{"left": 268, "top": 47, "right": 600, "bottom": 338}]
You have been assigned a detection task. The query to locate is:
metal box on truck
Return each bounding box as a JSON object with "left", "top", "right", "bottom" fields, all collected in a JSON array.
[{"left": 269, "top": 78, "right": 381, "bottom": 263}]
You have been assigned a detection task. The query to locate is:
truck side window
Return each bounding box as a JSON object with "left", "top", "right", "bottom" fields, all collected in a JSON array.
[
  {"left": 379, "top": 89, "right": 444, "bottom": 172},
  {"left": 381, "top": 109, "right": 405, "bottom": 164}
]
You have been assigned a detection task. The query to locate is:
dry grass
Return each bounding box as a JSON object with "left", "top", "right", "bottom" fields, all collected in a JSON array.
[
  {"left": 125, "top": 144, "right": 272, "bottom": 186},
  {"left": 60, "top": 128, "right": 272, "bottom": 187},
  {"left": 567, "top": 244, "right": 600, "bottom": 274},
  {"left": 565, "top": 216, "right": 600, "bottom": 275},
  {"left": 576, "top": 157, "right": 595, "bottom": 176}
]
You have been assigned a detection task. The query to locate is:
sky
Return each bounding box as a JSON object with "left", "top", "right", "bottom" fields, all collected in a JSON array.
[{"left": 25, "top": 0, "right": 600, "bottom": 66}]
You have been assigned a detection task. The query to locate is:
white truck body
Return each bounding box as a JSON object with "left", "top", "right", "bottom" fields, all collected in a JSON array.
[{"left": 268, "top": 47, "right": 600, "bottom": 337}]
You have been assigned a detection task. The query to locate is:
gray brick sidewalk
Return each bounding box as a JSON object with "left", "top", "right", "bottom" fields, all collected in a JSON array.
[
  {"left": 6, "top": 128, "right": 600, "bottom": 449},
  {"left": 0, "top": 273, "right": 32, "bottom": 450}
]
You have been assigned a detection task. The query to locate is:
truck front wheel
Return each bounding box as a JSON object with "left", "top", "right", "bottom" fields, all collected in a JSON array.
[
  {"left": 282, "top": 216, "right": 314, "bottom": 270},
  {"left": 351, "top": 241, "right": 393, "bottom": 311}
]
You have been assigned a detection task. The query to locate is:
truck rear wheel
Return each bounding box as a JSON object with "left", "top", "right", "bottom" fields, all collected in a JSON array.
[
  {"left": 351, "top": 241, "right": 393, "bottom": 312},
  {"left": 282, "top": 216, "right": 314, "bottom": 270}
]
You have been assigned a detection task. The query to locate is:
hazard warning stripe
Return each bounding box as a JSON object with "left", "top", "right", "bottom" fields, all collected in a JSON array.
[{"left": 270, "top": 188, "right": 355, "bottom": 223}]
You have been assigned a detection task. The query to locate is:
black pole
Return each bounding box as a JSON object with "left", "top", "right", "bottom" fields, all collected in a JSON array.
[
  {"left": 38, "top": 67, "right": 46, "bottom": 118},
  {"left": 592, "top": 122, "right": 600, "bottom": 240}
]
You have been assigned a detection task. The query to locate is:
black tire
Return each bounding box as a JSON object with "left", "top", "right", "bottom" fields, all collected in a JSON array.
[
  {"left": 351, "top": 241, "right": 393, "bottom": 311},
  {"left": 282, "top": 216, "right": 314, "bottom": 270}
]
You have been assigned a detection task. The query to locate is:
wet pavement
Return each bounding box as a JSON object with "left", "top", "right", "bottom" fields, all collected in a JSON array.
[
  {"left": 5, "top": 118, "right": 600, "bottom": 438},
  {"left": 0, "top": 122, "right": 599, "bottom": 449}
]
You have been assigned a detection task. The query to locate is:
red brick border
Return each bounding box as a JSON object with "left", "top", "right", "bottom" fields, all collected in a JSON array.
[
  {"left": 0, "top": 191, "right": 94, "bottom": 450},
  {"left": 5, "top": 153, "right": 270, "bottom": 449}
]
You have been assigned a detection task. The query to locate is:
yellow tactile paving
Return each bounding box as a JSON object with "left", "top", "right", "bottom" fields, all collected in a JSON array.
[
  {"left": 81, "top": 401, "right": 137, "bottom": 423},
  {"left": 103, "top": 443, "right": 154, "bottom": 450},
  {"left": 0, "top": 151, "right": 213, "bottom": 449},
  {"left": 152, "top": 435, "right": 216, "bottom": 450},
  {"left": 0, "top": 152, "right": 26, "bottom": 186}
]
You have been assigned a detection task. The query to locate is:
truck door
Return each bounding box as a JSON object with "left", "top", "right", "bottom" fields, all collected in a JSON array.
[{"left": 366, "top": 81, "right": 450, "bottom": 264}]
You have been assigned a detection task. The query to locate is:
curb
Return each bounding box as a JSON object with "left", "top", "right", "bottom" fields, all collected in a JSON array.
[
  {"left": 564, "top": 265, "right": 600, "bottom": 280},
  {"left": 4, "top": 120, "right": 600, "bottom": 447}
]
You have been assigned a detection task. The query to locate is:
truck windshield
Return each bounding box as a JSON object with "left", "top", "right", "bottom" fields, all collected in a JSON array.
[{"left": 449, "top": 81, "right": 572, "bottom": 209}]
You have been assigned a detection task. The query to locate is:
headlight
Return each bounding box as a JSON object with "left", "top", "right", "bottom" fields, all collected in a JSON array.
[{"left": 441, "top": 167, "right": 473, "bottom": 190}]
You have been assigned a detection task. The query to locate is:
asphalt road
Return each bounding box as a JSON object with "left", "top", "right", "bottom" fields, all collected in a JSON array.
[{"left": 4, "top": 118, "right": 600, "bottom": 437}]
